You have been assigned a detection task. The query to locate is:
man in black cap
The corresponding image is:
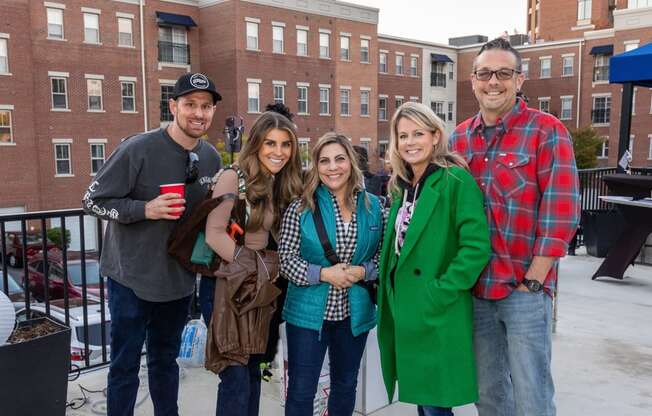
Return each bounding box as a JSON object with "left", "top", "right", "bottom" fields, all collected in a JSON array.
[{"left": 82, "top": 72, "right": 222, "bottom": 416}]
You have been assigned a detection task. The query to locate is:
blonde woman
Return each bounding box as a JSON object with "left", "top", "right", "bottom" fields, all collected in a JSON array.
[
  {"left": 279, "top": 133, "right": 385, "bottom": 416},
  {"left": 376, "top": 102, "right": 491, "bottom": 416}
]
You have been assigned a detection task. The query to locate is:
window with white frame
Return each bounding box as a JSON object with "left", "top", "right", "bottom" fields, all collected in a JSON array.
[
  {"left": 158, "top": 26, "right": 188, "bottom": 64},
  {"left": 87, "top": 78, "right": 103, "bottom": 111},
  {"left": 578, "top": 0, "right": 592, "bottom": 20},
  {"left": 629, "top": 135, "right": 634, "bottom": 154},
  {"left": 118, "top": 17, "right": 133, "bottom": 47},
  {"left": 538, "top": 97, "right": 550, "bottom": 113},
  {"left": 410, "top": 56, "right": 418, "bottom": 76},
  {"left": 447, "top": 102, "right": 454, "bottom": 122},
  {"left": 272, "top": 24, "right": 284, "bottom": 54},
  {"left": 50, "top": 76, "right": 68, "bottom": 109},
  {"left": 121, "top": 81, "right": 136, "bottom": 112},
  {"left": 273, "top": 83, "right": 285, "bottom": 104},
  {"left": 560, "top": 96, "right": 573, "bottom": 120},
  {"left": 624, "top": 42, "right": 639, "bottom": 52},
  {"left": 54, "top": 141, "right": 72, "bottom": 175},
  {"left": 379, "top": 52, "right": 387, "bottom": 73},
  {"left": 319, "top": 86, "right": 330, "bottom": 115},
  {"left": 629, "top": 0, "right": 652, "bottom": 8},
  {"left": 592, "top": 95, "right": 611, "bottom": 124},
  {"left": 297, "top": 29, "right": 308, "bottom": 56},
  {"left": 89, "top": 141, "right": 105, "bottom": 175},
  {"left": 0, "top": 109, "right": 12, "bottom": 144},
  {"left": 395, "top": 55, "right": 404, "bottom": 75},
  {"left": 378, "top": 96, "right": 387, "bottom": 120},
  {"left": 319, "top": 32, "right": 330, "bottom": 58},
  {"left": 648, "top": 134, "right": 652, "bottom": 159},
  {"left": 430, "top": 101, "right": 445, "bottom": 121},
  {"left": 47, "top": 7, "right": 64, "bottom": 39},
  {"left": 160, "top": 84, "right": 174, "bottom": 122},
  {"left": 299, "top": 139, "right": 310, "bottom": 169},
  {"left": 297, "top": 85, "right": 308, "bottom": 114},
  {"left": 410, "top": 96, "right": 419, "bottom": 103},
  {"left": 83, "top": 13, "right": 100, "bottom": 44},
  {"left": 448, "top": 62, "right": 454, "bottom": 80},
  {"left": 522, "top": 59, "right": 530, "bottom": 79},
  {"left": 395, "top": 96, "right": 403, "bottom": 109},
  {"left": 247, "top": 81, "right": 260, "bottom": 113},
  {"left": 340, "top": 89, "right": 350, "bottom": 115},
  {"left": 246, "top": 21, "right": 259, "bottom": 50},
  {"left": 597, "top": 137, "right": 609, "bottom": 158},
  {"left": 562, "top": 56, "right": 574, "bottom": 77},
  {"left": 593, "top": 54, "right": 610, "bottom": 82},
  {"left": 378, "top": 140, "right": 389, "bottom": 159},
  {"left": 360, "top": 90, "right": 370, "bottom": 116},
  {"left": 0, "top": 38, "right": 8, "bottom": 74},
  {"left": 540, "top": 57, "right": 551, "bottom": 78},
  {"left": 359, "top": 138, "right": 370, "bottom": 152},
  {"left": 360, "top": 38, "right": 370, "bottom": 63},
  {"left": 340, "top": 35, "right": 350, "bottom": 60}
]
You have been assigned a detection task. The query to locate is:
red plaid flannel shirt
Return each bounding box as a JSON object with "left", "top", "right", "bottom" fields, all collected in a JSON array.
[{"left": 450, "top": 99, "right": 580, "bottom": 300}]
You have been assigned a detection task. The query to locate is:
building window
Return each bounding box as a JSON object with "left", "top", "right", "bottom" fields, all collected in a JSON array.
[
  {"left": 273, "top": 84, "right": 285, "bottom": 104},
  {"left": 118, "top": 17, "right": 133, "bottom": 47},
  {"left": 359, "top": 139, "right": 370, "bottom": 152},
  {"left": 624, "top": 42, "right": 639, "bottom": 52},
  {"left": 379, "top": 52, "right": 387, "bottom": 73},
  {"left": 158, "top": 26, "right": 188, "bottom": 64},
  {"left": 378, "top": 141, "right": 389, "bottom": 159},
  {"left": 578, "top": 0, "right": 592, "bottom": 20},
  {"left": 246, "top": 21, "right": 259, "bottom": 50},
  {"left": 47, "top": 7, "right": 64, "bottom": 40},
  {"left": 447, "top": 102, "right": 454, "bottom": 122},
  {"left": 562, "top": 56, "right": 574, "bottom": 77},
  {"left": 592, "top": 96, "right": 611, "bottom": 124},
  {"left": 430, "top": 101, "right": 445, "bottom": 121},
  {"left": 340, "top": 89, "right": 350, "bottom": 115},
  {"left": 395, "top": 55, "right": 404, "bottom": 75},
  {"left": 299, "top": 139, "right": 310, "bottom": 169},
  {"left": 410, "top": 56, "right": 418, "bottom": 76},
  {"left": 629, "top": 135, "right": 635, "bottom": 155},
  {"left": 597, "top": 137, "right": 609, "bottom": 158},
  {"left": 0, "top": 109, "right": 12, "bottom": 144},
  {"left": 360, "top": 39, "right": 370, "bottom": 63},
  {"left": 378, "top": 97, "right": 387, "bottom": 121},
  {"left": 522, "top": 59, "right": 530, "bottom": 79},
  {"left": 395, "top": 96, "right": 403, "bottom": 109},
  {"left": 319, "top": 32, "right": 329, "bottom": 58},
  {"left": 87, "top": 79, "right": 103, "bottom": 111},
  {"left": 51, "top": 77, "right": 68, "bottom": 109},
  {"left": 340, "top": 35, "right": 350, "bottom": 60},
  {"left": 54, "top": 143, "right": 71, "bottom": 175},
  {"left": 538, "top": 98, "right": 550, "bottom": 113},
  {"left": 273, "top": 25, "right": 284, "bottom": 54},
  {"left": 319, "top": 87, "right": 330, "bottom": 115},
  {"left": 648, "top": 134, "right": 652, "bottom": 160},
  {"left": 431, "top": 62, "right": 446, "bottom": 87},
  {"left": 297, "top": 29, "right": 308, "bottom": 56},
  {"left": 410, "top": 96, "right": 419, "bottom": 103},
  {"left": 121, "top": 81, "right": 135, "bottom": 112},
  {"left": 297, "top": 86, "right": 309, "bottom": 115},
  {"left": 248, "top": 82, "right": 260, "bottom": 113},
  {"left": 560, "top": 96, "right": 573, "bottom": 120},
  {"left": 360, "top": 90, "right": 370, "bottom": 116},
  {"left": 90, "top": 143, "right": 105, "bottom": 175},
  {"left": 83, "top": 13, "right": 100, "bottom": 44},
  {"left": 448, "top": 62, "right": 454, "bottom": 80},
  {"left": 160, "top": 85, "right": 174, "bottom": 122},
  {"left": 0, "top": 39, "right": 8, "bottom": 74},
  {"left": 540, "top": 57, "right": 551, "bottom": 78},
  {"left": 593, "top": 54, "right": 610, "bottom": 82}
]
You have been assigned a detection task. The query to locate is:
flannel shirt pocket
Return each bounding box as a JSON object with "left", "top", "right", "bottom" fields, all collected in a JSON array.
[{"left": 494, "top": 152, "right": 530, "bottom": 198}]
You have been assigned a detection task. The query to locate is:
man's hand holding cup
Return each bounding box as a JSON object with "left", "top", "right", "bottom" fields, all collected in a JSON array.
[{"left": 147, "top": 183, "right": 186, "bottom": 220}]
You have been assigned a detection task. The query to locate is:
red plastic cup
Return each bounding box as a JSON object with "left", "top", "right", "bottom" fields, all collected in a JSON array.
[{"left": 159, "top": 183, "right": 185, "bottom": 218}]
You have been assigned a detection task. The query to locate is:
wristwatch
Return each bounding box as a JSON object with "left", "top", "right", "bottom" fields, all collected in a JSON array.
[{"left": 522, "top": 278, "right": 543, "bottom": 293}]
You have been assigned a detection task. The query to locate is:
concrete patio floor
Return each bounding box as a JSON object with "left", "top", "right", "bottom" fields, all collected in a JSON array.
[{"left": 65, "top": 250, "right": 652, "bottom": 415}]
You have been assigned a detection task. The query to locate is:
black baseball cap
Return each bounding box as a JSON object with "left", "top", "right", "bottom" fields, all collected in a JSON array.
[{"left": 172, "top": 73, "right": 222, "bottom": 104}]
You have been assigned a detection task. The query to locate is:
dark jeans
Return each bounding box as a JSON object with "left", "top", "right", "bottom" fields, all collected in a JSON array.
[
  {"left": 107, "top": 278, "right": 191, "bottom": 416},
  {"left": 285, "top": 319, "right": 368, "bottom": 416},
  {"left": 418, "top": 405, "right": 454, "bottom": 415},
  {"left": 199, "top": 275, "right": 263, "bottom": 416}
]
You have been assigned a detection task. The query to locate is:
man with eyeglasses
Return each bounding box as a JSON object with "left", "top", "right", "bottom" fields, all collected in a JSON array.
[
  {"left": 82, "top": 72, "right": 222, "bottom": 416},
  {"left": 450, "top": 38, "right": 580, "bottom": 416}
]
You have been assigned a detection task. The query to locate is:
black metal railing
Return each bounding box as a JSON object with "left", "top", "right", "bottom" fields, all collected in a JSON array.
[
  {"left": 158, "top": 41, "right": 190, "bottom": 64},
  {"left": 430, "top": 72, "right": 447, "bottom": 87},
  {"left": 591, "top": 108, "right": 610, "bottom": 124}
]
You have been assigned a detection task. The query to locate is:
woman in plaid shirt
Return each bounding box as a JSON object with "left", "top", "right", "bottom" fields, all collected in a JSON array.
[{"left": 279, "top": 133, "right": 385, "bottom": 416}]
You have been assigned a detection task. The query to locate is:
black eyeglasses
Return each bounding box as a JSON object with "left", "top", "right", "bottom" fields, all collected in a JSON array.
[
  {"left": 185, "top": 151, "right": 199, "bottom": 184},
  {"left": 473, "top": 68, "right": 521, "bottom": 81}
]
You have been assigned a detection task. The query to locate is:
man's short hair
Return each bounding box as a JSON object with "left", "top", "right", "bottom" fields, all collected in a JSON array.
[{"left": 474, "top": 37, "right": 522, "bottom": 72}]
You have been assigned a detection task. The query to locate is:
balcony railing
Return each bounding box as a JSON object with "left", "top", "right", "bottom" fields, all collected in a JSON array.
[
  {"left": 593, "top": 65, "right": 610, "bottom": 82},
  {"left": 430, "top": 72, "right": 447, "bottom": 88},
  {"left": 158, "top": 41, "right": 190, "bottom": 64},
  {"left": 591, "top": 108, "right": 611, "bottom": 124}
]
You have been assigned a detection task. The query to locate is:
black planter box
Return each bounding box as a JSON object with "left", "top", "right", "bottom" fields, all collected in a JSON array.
[
  {"left": 0, "top": 317, "right": 71, "bottom": 416},
  {"left": 582, "top": 209, "right": 626, "bottom": 258}
]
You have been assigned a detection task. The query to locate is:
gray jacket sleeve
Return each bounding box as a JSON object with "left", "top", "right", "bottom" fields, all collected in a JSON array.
[{"left": 82, "top": 143, "right": 148, "bottom": 224}]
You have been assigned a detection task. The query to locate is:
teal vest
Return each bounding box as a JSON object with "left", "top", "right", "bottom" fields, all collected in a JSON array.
[{"left": 282, "top": 186, "right": 382, "bottom": 336}]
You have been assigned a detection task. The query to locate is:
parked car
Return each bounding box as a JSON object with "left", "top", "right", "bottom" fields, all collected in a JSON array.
[
  {"left": 0, "top": 269, "right": 27, "bottom": 310},
  {"left": 15, "top": 297, "right": 111, "bottom": 367},
  {"left": 1, "top": 231, "right": 57, "bottom": 268},
  {"left": 26, "top": 250, "right": 106, "bottom": 302}
]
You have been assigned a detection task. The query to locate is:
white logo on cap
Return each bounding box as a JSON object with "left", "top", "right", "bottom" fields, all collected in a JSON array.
[{"left": 190, "top": 73, "right": 210, "bottom": 89}]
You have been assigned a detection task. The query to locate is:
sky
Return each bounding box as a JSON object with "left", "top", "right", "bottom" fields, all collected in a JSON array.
[{"left": 350, "top": 0, "right": 527, "bottom": 45}]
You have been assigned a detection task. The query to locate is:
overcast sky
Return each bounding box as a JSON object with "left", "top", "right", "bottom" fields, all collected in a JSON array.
[{"left": 352, "top": 0, "right": 527, "bottom": 45}]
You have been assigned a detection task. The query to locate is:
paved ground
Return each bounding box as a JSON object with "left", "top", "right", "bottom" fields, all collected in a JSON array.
[{"left": 66, "top": 250, "right": 652, "bottom": 415}]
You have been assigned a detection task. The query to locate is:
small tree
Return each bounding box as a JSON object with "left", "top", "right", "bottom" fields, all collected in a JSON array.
[
  {"left": 570, "top": 127, "right": 603, "bottom": 169},
  {"left": 47, "top": 227, "right": 70, "bottom": 249}
]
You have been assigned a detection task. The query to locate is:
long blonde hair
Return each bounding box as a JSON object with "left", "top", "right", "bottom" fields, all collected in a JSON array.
[
  {"left": 237, "top": 111, "right": 303, "bottom": 231},
  {"left": 300, "top": 133, "right": 365, "bottom": 213},
  {"left": 388, "top": 102, "right": 467, "bottom": 195}
]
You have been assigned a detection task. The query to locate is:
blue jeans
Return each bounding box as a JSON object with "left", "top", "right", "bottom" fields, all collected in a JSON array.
[
  {"left": 473, "top": 290, "right": 555, "bottom": 416},
  {"left": 285, "top": 319, "right": 368, "bottom": 416},
  {"left": 418, "top": 406, "right": 453, "bottom": 416},
  {"left": 199, "top": 276, "right": 262, "bottom": 416},
  {"left": 107, "top": 278, "right": 191, "bottom": 416}
]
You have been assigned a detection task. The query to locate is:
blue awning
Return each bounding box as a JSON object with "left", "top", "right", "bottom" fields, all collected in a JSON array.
[
  {"left": 156, "top": 11, "right": 197, "bottom": 27},
  {"left": 610, "top": 42, "right": 652, "bottom": 87},
  {"left": 590, "top": 44, "right": 613, "bottom": 55},
  {"left": 431, "top": 53, "right": 454, "bottom": 63}
]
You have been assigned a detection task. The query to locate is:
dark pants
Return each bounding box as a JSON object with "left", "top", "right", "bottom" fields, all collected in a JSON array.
[
  {"left": 418, "top": 405, "right": 454, "bottom": 415},
  {"left": 285, "top": 319, "right": 368, "bottom": 416},
  {"left": 199, "top": 276, "right": 263, "bottom": 416},
  {"left": 107, "top": 278, "right": 191, "bottom": 416}
]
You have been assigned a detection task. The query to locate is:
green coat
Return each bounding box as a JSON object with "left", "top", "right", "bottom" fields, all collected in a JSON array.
[{"left": 377, "top": 166, "right": 491, "bottom": 407}]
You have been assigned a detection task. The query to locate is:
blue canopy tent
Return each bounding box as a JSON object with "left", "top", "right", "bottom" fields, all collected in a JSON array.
[{"left": 609, "top": 42, "right": 652, "bottom": 171}]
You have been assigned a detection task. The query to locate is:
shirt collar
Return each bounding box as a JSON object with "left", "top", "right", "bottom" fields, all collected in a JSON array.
[{"left": 469, "top": 98, "right": 527, "bottom": 135}]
